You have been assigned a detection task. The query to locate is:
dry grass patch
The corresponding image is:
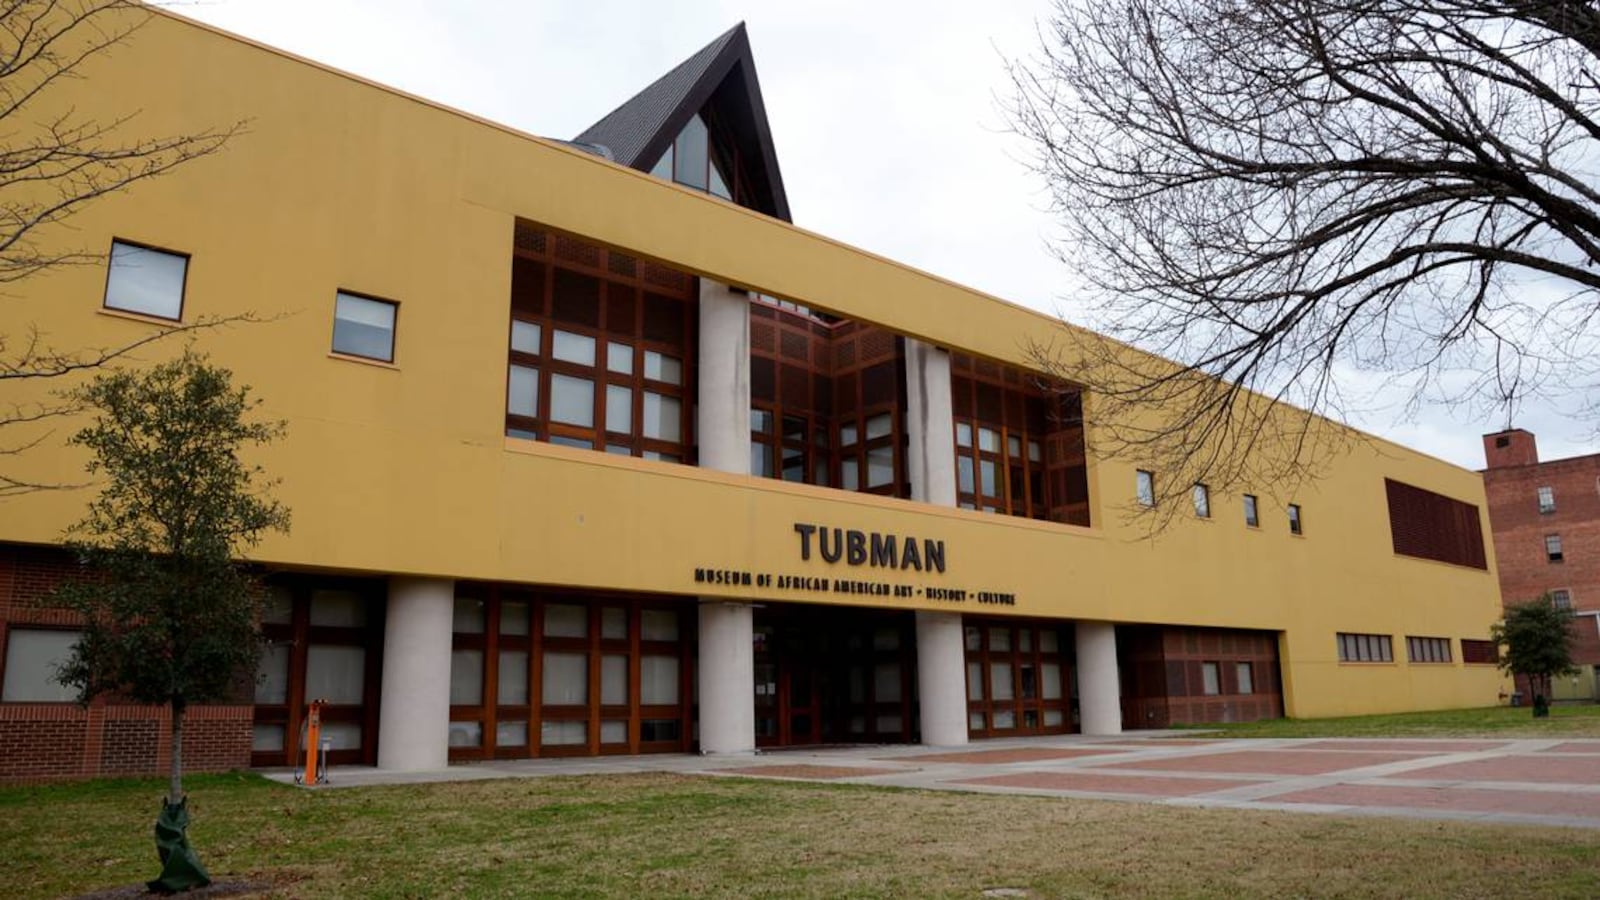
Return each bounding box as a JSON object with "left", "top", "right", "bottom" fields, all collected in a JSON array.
[
  {"left": 1185, "top": 704, "right": 1600, "bottom": 739},
  {"left": 4, "top": 771, "right": 1598, "bottom": 898}
]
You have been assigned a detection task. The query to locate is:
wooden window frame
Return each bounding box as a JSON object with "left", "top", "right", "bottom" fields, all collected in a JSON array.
[{"left": 963, "top": 618, "right": 1072, "bottom": 739}]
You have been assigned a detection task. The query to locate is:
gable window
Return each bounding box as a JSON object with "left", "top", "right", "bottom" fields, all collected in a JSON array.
[
  {"left": 1243, "top": 493, "right": 1259, "bottom": 527},
  {"left": 1538, "top": 485, "right": 1556, "bottom": 514},
  {"left": 104, "top": 240, "right": 187, "bottom": 320},
  {"left": 1192, "top": 483, "right": 1211, "bottom": 518},
  {"left": 1136, "top": 470, "right": 1155, "bottom": 507},
  {"left": 1288, "top": 503, "right": 1303, "bottom": 535},
  {"left": 331, "top": 291, "right": 398, "bottom": 362},
  {"left": 2, "top": 629, "right": 82, "bottom": 702},
  {"left": 1552, "top": 589, "right": 1572, "bottom": 610},
  {"left": 1546, "top": 534, "right": 1564, "bottom": 562}
]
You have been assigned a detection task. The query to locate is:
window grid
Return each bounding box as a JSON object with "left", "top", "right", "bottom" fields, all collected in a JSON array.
[
  {"left": 1551, "top": 589, "right": 1573, "bottom": 610},
  {"left": 1546, "top": 534, "right": 1564, "bottom": 562},
  {"left": 1406, "top": 636, "right": 1453, "bottom": 664},
  {"left": 1337, "top": 632, "right": 1393, "bottom": 663},
  {"left": 963, "top": 619, "right": 1072, "bottom": 738},
  {"left": 1537, "top": 485, "right": 1556, "bottom": 514}
]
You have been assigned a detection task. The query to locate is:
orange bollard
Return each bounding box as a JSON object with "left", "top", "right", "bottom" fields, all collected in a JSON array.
[{"left": 295, "top": 699, "right": 328, "bottom": 785}]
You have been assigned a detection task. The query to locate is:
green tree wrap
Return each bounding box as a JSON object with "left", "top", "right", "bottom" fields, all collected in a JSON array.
[{"left": 147, "top": 798, "right": 211, "bottom": 893}]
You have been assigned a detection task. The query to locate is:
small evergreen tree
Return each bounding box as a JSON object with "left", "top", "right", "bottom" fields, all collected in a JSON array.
[
  {"left": 1492, "top": 594, "right": 1578, "bottom": 719},
  {"left": 50, "top": 351, "right": 288, "bottom": 892}
]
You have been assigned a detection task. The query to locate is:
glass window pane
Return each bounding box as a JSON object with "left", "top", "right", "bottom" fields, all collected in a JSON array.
[
  {"left": 508, "top": 365, "right": 539, "bottom": 417},
  {"left": 956, "top": 422, "right": 973, "bottom": 447},
  {"left": 958, "top": 456, "right": 975, "bottom": 493},
  {"left": 867, "top": 445, "right": 894, "bottom": 488},
  {"left": 970, "top": 711, "right": 987, "bottom": 731},
  {"left": 252, "top": 724, "right": 285, "bottom": 752},
  {"left": 332, "top": 293, "right": 397, "bottom": 361},
  {"left": 649, "top": 145, "right": 672, "bottom": 179},
  {"left": 497, "top": 720, "right": 528, "bottom": 747},
  {"left": 261, "top": 586, "right": 294, "bottom": 625},
  {"left": 541, "top": 720, "right": 587, "bottom": 746},
  {"left": 105, "top": 241, "right": 187, "bottom": 319},
  {"left": 551, "top": 330, "right": 596, "bottom": 365},
  {"left": 601, "top": 607, "right": 627, "bottom": 640},
  {"left": 1008, "top": 435, "right": 1022, "bottom": 458},
  {"left": 840, "top": 422, "right": 858, "bottom": 447},
  {"left": 1237, "top": 663, "right": 1254, "bottom": 694},
  {"left": 498, "top": 650, "right": 529, "bottom": 705},
  {"left": 989, "top": 662, "right": 1014, "bottom": 701},
  {"left": 501, "top": 601, "right": 531, "bottom": 636},
  {"left": 452, "top": 597, "right": 485, "bottom": 634},
  {"left": 643, "top": 392, "right": 681, "bottom": 441},
  {"left": 1028, "top": 440, "right": 1042, "bottom": 463},
  {"left": 602, "top": 654, "right": 628, "bottom": 705},
  {"left": 1020, "top": 663, "right": 1038, "bottom": 699},
  {"left": 641, "top": 655, "right": 679, "bottom": 705},
  {"left": 641, "top": 719, "right": 680, "bottom": 742},
  {"left": 511, "top": 320, "right": 542, "bottom": 355},
  {"left": 255, "top": 643, "right": 290, "bottom": 704},
  {"left": 709, "top": 155, "right": 732, "bottom": 200},
  {"left": 601, "top": 719, "right": 629, "bottom": 744},
  {"left": 874, "top": 663, "right": 902, "bottom": 701},
  {"left": 674, "top": 114, "right": 710, "bottom": 189},
  {"left": 642, "top": 451, "right": 680, "bottom": 463},
  {"left": 1044, "top": 709, "right": 1064, "bottom": 727},
  {"left": 450, "top": 649, "right": 484, "bottom": 706},
  {"left": 544, "top": 603, "right": 587, "bottom": 638},
  {"left": 965, "top": 626, "right": 982, "bottom": 651},
  {"left": 1020, "top": 630, "right": 1033, "bottom": 652},
  {"left": 1040, "top": 630, "right": 1059, "bottom": 653},
  {"left": 993, "top": 709, "right": 1016, "bottom": 729},
  {"left": 542, "top": 652, "right": 587, "bottom": 705},
  {"left": 1137, "top": 470, "right": 1155, "bottom": 506},
  {"left": 751, "top": 408, "right": 773, "bottom": 434},
  {"left": 812, "top": 458, "right": 830, "bottom": 486},
  {"left": 1201, "top": 663, "right": 1220, "bottom": 695},
  {"left": 309, "top": 590, "right": 366, "bottom": 627},
  {"left": 641, "top": 609, "right": 678, "bottom": 641},
  {"left": 319, "top": 722, "right": 362, "bottom": 750},
  {"left": 967, "top": 661, "right": 984, "bottom": 701},
  {"left": 978, "top": 428, "right": 1000, "bottom": 452},
  {"left": 549, "top": 373, "right": 595, "bottom": 427},
  {"left": 606, "top": 385, "right": 633, "bottom": 434},
  {"left": 644, "top": 352, "right": 682, "bottom": 385},
  {"left": 1042, "top": 662, "right": 1063, "bottom": 700},
  {"left": 980, "top": 460, "right": 998, "bottom": 496},
  {"left": 876, "top": 714, "right": 903, "bottom": 733},
  {"left": 750, "top": 443, "right": 773, "bottom": 477},
  {"left": 607, "top": 341, "right": 633, "bottom": 374},
  {"left": 305, "top": 645, "right": 365, "bottom": 704},
  {"left": 989, "top": 627, "right": 1011, "bottom": 652},
  {"left": 841, "top": 460, "right": 860, "bottom": 491},
  {"left": 866, "top": 414, "right": 892, "bottom": 440},
  {"left": 448, "top": 721, "right": 481, "bottom": 748}
]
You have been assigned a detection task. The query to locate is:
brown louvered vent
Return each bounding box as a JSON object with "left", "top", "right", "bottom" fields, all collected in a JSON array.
[
  {"left": 553, "top": 233, "right": 602, "bottom": 268},
  {"left": 1385, "top": 478, "right": 1487, "bottom": 569}
]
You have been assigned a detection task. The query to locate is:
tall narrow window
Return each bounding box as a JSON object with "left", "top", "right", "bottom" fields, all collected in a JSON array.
[
  {"left": 1192, "top": 483, "right": 1211, "bottom": 518},
  {"left": 1243, "top": 493, "right": 1260, "bottom": 527},
  {"left": 104, "top": 240, "right": 188, "bottom": 320},
  {"left": 1546, "top": 534, "right": 1564, "bottom": 562},
  {"left": 331, "top": 291, "right": 398, "bottom": 362},
  {"left": 1235, "top": 662, "right": 1254, "bottom": 694},
  {"left": 1136, "top": 470, "right": 1155, "bottom": 507},
  {"left": 1288, "top": 503, "right": 1303, "bottom": 535},
  {"left": 1537, "top": 485, "right": 1556, "bottom": 514},
  {"left": 1200, "top": 662, "right": 1220, "bottom": 695}
]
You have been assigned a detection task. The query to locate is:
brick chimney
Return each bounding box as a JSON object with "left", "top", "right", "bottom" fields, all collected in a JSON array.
[{"left": 1483, "top": 429, "right": 1539, "bottom": 469}]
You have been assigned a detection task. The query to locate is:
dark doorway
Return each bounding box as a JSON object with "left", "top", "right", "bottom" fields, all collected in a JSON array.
[{"left": 752, "top": 606, "right": 917, "bottom": 747}]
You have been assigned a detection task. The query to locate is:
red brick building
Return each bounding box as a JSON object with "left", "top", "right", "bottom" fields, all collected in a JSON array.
[{"left": 1482, "top": 430, "right": 1600, "bottom": 700}]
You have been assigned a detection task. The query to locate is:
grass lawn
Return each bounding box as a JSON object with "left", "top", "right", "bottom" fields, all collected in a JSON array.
[
  {"left": 1182, "top": 703, "right": 1600, "bottom": 739},
  {"left": 6, "top": 771, "right": 1600, "bottom": 899}
]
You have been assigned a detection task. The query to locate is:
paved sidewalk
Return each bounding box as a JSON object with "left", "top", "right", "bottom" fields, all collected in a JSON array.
[{"left": 269, "top": 733, "right": 1600, "bottom": 830}]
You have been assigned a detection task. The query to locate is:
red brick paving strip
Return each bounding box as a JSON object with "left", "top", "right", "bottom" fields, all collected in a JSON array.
[
  {"left": 714, "top": 764, "right": 904, "bottom": 780},
  {"left": 1105, "top": 750, "right": 1420, "bottom": 776},
  {"left": 958, "top": 771, "right": 1254, "bottom": 796},
  {"left": 1283, "top": 740, "right": 1508, "bottom": 753},
  {"left": 1273, "top": 784, "right": 1600, "bottom": 819},
  {"left": 1544, "top": 742, "right": 1600, "bottom": 754},
  {"left": 1397, "top": 754, "right": 1600, "bottom": 785},
  {"left": 883, "top": 747, "right": 1124, "bottom": 765}
]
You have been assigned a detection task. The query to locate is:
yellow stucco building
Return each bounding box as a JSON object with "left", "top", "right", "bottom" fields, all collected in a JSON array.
[{"left": 0, "top": 7, "right": 1504, "bottom": 779}]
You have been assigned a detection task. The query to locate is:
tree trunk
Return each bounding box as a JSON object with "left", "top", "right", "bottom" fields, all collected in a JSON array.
[{"left": 168, "top": 701, "right": 185, "bottom": 805}]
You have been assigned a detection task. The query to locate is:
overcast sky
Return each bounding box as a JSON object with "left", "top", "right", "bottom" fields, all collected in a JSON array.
[{"left": 178, "top": 0, "right": 1596, "bottom": 470}]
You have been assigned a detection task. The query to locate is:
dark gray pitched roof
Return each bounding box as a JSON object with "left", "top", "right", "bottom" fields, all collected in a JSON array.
[{"left": 573, "top": 23, "right": 791, "bottom": 222}]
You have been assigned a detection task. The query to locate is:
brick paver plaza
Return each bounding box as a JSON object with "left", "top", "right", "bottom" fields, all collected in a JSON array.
[{"left": 282, "top": 734, "right": 1600, "bottom": 830}]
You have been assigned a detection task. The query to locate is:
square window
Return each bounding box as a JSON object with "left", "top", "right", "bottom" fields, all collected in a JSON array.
[
  {"left": 1288, "top": 503, "right": 1303, "bottom": 535},
  {"left": 104, "top": 240, "right": 187, "bottom": 320},
  {"left": 1193, "top": 484, "right": 1210, "bottom": 518},
  {"left": 1546, "top": 534, "right": 1564, "bottom": 562},
  {"left": 510, "top": 320, "right": 542, "bottom": 355},
  {"left": 1537, "top": 486, "right": 1556, "bottom": 514},
  {"left": 1200, "top": 662, "right": 1220, "bottom": 695},
  {"left": 1136, "top": 470, "right": 1155, "bottom": 507},
  {"left": 1243, "top": 493, "right": 1259, "bottom": 527},
  {"left": 606, "top": 341, "right": 633, "bottom": 374},
  {"left": 2, "top": 629, "right": 82, "bottom": 702},
  {"left": 956, "top": 423, "right": 974, "bottom": 447},
  {"left": 1552, "top": 589, "right": 1572, "bottom": 610},
  {"left": 549, "top": 373, "right": 595, "bottom": 427},
  {"left": 331, "top": 291, "right": 398, "bottom": 362},
  {"left": 644, "top": 351, "right": 682, "bottom": 385}
]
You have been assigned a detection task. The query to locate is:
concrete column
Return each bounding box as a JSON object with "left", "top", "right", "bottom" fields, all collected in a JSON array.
[
  {"left": 915, "top": 611, "right": 969, "bottom": 746},
  {"left": 1076, "top": 621, "right": 1123, "bottom": 735},
  {"left": 904, "top": 338, "right": 956, "bottom": 506},
  {"left": 377, "top": 576, "right": 454, "bottom": 770},
  {"left": 696, "top": 279, "right": 750, "bottom": 475},
  {"left": 697, "top": 600, "right": 755, "bottom": 754},
  {"left": 905, "top": 339, "right": 966, "bottom": 745}
]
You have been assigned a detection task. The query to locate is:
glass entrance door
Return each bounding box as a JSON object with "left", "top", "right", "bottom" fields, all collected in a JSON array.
[{"left": 751, "top": 606, "right": 915, "bottom": 747}]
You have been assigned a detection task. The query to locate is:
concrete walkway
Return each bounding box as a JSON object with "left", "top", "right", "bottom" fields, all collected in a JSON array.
[{"left": 268, "top": 733, "right": 1600, "bottom": 830}]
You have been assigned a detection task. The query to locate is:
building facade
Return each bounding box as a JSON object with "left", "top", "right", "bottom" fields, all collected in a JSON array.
[
  {"left": 0, "top": 9, "right": 1506, "bottom": 782},
  {"left": 1482, "top": 430, "right": 1600, "bottom": 702}
]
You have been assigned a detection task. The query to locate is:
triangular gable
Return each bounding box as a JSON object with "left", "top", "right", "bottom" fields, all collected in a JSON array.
[{"left": 574, "top": 23, "right": 791, "bottom": 222}]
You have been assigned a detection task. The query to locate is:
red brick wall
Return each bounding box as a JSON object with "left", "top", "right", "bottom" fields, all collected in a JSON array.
[
  {"left": 0, "top": 543, "right": 253, "bottom": 784},
  {"left": 1482, "top": 445, "right": 1600, "bottom": 666}
]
